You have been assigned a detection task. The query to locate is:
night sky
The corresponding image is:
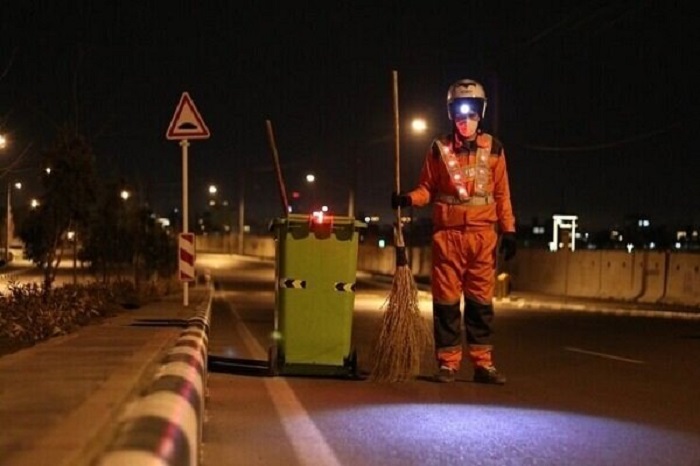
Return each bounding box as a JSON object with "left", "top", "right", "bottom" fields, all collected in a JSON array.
[{"left": 1, "top": 1, "right": 697, "bottom": 231}]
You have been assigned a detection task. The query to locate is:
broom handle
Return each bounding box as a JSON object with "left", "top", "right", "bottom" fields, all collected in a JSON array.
[
  {"left": 392, "top": 70, "right": 405, "bottom": 248},
  {"left": 266, "top": 119, "right": 290, "bottom": 216}
]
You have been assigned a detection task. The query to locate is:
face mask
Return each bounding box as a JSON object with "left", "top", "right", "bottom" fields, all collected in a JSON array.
[{"left": 454, "top": 117, "right": 479, "bottom": 139}]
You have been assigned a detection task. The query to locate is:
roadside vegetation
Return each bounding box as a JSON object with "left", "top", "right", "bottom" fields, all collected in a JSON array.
[{"left": 1, "top": 127, "right": 180, "bottom": 355}]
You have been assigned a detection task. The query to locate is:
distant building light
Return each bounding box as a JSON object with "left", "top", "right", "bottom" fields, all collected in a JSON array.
[
  {"left": 157, "top": 218, "right": 170, "bottom": 228},
  {"left": 611, "top": 230, "right": 620, "bottom": 239},
  {"left": 364, "top": 216, "right": 372, "bottom": 223},
  {"left": 321, "top": 205, "right": 329, "bottom": 212},
  {"left": 677, "top": 231, "right": 687, "bottom": 241},
  {"left": 649, "top": 241, "right": 656, "bottom": 249},
  {"left": 638, "top": 219, "right": 650, "bottom": 228},
  {"left": 626, "top": 243, "right": 634, "bottom": 253},
  {"left": 378, "top": 239, "right": 386, "bottom": 248},
  {"left": 548, "top": 241, "right": 557, "bottom": 252},
  {"left": 532, "top": 226, "right": 545, "bottom": 235},
  {"left": 674, "top": 241, "right": 682, "bottom": 249}
]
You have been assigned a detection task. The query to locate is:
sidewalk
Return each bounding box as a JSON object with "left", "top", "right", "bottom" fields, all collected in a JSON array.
[
  {"left": 363, "top": 271, "right": 700, "bottom": 318},
  {"left": 499, "top": 291, "right": 700, "bottom": 319},
  {"left": 0, "top": 285, "right": 209, "bottom": 466}
]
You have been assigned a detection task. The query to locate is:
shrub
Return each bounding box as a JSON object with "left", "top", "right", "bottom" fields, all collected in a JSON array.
[{"left": 0, "top": 278, "right": 172, "bottom": 350}]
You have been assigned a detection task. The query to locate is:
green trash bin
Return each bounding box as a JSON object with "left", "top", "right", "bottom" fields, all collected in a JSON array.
[{"left": 269, "top": 213, "right": 366, "bottom": 377}]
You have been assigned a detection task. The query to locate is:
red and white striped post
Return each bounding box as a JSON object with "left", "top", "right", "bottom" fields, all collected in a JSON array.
[{"left": 179, "top": 232, "right": 196, "bottom": 306}]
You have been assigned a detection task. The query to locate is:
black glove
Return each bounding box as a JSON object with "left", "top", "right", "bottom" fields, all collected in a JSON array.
[
  {"left": 391, "top": 191, "right": 412, "bottom": 209},
  {"left": 499, "top": 232, "right": 517, "bottom": 261}
]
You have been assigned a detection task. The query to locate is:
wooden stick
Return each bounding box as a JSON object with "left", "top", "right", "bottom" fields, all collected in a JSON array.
[
  {"left": 265, "top": 119, "right": 289, "bottom": 216},
  {"left": 392, "top": 70, "right": 404, "bottom": 248}
]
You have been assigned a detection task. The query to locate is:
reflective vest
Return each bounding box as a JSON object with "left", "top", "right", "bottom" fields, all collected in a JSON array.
[{"left": 434, "top": 134, "right": 494, "bottom": 205}]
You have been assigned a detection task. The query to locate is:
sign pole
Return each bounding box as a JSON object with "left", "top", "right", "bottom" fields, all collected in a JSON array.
[
  {"left": 181, "top": 139, "right": 190, "bottom": 307},
  {"left": 166, "top": 91, "right": 210, "bottom": 308}
]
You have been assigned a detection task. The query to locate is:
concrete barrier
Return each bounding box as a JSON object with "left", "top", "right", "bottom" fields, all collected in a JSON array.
[
  {"left": 199, "top": 233, "right": 700, "bottom": 308},
  {"left": 663, "top": 253, "right": 700, "bottom": 306},
  {"left": 635, "top": 251, "right": 667, "bottom": 303},
  {"left": 97, "top": 287, "right": 213, "bottom": 466}
]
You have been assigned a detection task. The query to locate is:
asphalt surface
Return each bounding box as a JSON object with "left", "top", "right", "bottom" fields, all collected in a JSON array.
[
  {"left": 0, "top": 284, "right": 210, "bottom": 466},
  {"left": 0, "top": 260, "right": 698, "bottom": 466}
]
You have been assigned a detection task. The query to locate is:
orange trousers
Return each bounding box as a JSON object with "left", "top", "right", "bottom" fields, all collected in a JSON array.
[
  {"left": 431, "top": 227, "right": 498, "bottom": 304},
  {"left": 430, "top": 227, "right": 498, "bottom": 371}
]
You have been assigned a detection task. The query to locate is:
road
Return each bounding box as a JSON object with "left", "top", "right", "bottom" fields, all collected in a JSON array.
[
  {"left": 196, "top": 253, "right": 700, "bottom": 465},
  {"left": 1, "top": 253, "right": 699, "bottom": 464}
]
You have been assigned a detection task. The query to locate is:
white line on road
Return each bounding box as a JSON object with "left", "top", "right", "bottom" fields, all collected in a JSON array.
[
  {"left": 565, "top": 346, "right": 645, "bottom": 364},
  {"left": 232, "top": 308, "right": 342, "bottom": 466}
]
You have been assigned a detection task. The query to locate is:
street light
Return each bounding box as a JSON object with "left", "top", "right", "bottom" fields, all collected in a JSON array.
[
  {"left": 411, "top": 117, "right": 428, "bottom": 133},
  {"left": 0, "top": 133, "right": 5, "bottom": 262},
  {"left": 5, "top": 181, "right": 21, "bottom": 263},
  {"left": 208, "top": 184, "right": 218, "bottom": 208}
]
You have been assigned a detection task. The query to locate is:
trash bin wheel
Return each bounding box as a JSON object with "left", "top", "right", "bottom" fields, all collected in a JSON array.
[
  {"left": 345, "top": 349, "right": 362, "bottom": 380},
  {"left": 268, "top": 345, "right": 280, "bottom": 376}
]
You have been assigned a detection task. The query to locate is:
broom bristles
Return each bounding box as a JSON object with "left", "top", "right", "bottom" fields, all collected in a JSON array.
[{"left": 370, "top": 265, "right": 432, "bottom": 382}]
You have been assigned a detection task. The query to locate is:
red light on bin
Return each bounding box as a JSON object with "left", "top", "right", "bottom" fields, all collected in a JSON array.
[{"left": 311, "top": 211, "right": 333, "bottom": 224}]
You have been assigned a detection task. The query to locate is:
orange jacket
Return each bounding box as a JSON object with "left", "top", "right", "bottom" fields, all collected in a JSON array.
[{"left": 407, "top": 132, "right": 516, "bottom": 233}]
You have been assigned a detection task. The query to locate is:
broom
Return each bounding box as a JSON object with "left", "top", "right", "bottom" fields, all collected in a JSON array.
[{"left": 370, "top": 70, "right": 432, "bottom": 382}]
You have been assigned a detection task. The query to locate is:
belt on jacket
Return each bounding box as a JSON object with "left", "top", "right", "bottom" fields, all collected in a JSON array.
[{"left": 435, "top": 194, "right": 494, "bottom": 206}]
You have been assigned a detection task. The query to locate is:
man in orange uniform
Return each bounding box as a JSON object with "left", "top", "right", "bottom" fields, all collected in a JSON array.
[{"left": 392, "top": 78, "right": 517, "bottom": 384}]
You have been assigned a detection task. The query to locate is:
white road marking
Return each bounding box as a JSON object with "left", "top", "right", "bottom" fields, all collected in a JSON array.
[
  {"left": 232, "top": 308, "right": 342, "bottom": 466},
  {"left": 565, "top": 346, "right": 645, "bottom": 364}
]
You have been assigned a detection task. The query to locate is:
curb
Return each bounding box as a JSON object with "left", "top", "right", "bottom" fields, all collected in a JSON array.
[
  {"left": 0, "top": 269, "right": 26, "bottom": 282},
  {"left": 96, "top": 286, "right": 214, "bottom": 466}
]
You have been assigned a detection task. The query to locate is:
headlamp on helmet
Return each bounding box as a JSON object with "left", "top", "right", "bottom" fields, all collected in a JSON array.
[{"left": 450, "top": 98, "right": 485, "bottom": 121}]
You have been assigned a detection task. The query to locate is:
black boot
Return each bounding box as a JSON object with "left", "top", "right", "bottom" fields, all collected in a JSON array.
[{"left": 473, "top": 366, "right": 506, "bottom": 385}]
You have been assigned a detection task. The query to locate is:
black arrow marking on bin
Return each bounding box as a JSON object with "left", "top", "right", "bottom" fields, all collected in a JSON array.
[
  {"left": 334, "top": 282, "right": 356, "bottom": 292},
  {"left": 281, "top": 278, "right": 306, "bottom": 289}
]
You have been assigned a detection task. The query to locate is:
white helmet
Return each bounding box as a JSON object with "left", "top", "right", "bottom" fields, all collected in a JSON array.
[{"left": 446, "top": 79, "right": 487, "bottom": 121}]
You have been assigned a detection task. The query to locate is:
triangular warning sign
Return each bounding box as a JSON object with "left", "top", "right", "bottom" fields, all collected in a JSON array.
[{"left": 166, "top": 92, "right": 211, "bottom": 140}]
